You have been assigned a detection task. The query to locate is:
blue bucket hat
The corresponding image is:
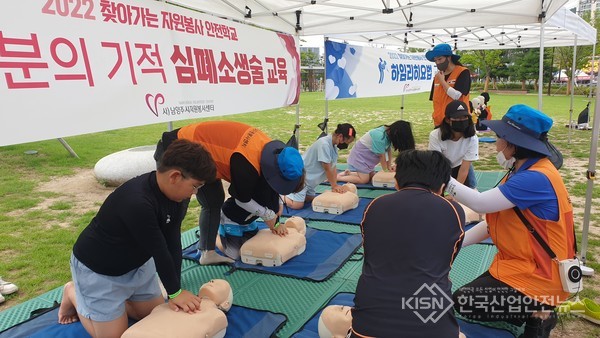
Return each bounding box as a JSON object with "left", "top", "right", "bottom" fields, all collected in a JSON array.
[
  {"left": 482, "top": 104, "right": 553, "bottom": 156},
  {"left": 261, "top": 140, "right": 304, "bottom": 195},
  {"left": 425, "top": 43, "right": 461, "bottom": 63}
]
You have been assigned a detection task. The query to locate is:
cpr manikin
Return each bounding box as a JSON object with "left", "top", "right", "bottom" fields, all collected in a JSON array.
[
  {"left": 318, "top": 305, "right": 353, "bottom": 338},
  {"left": 238, "top": 216, "right": 307, "bottom": 266},
  {"left": 312, "top": 183, "right": 359, "bottom": 215},
  {"left": 371, "top": 171, "right": 396, "bottom": 188},
  {"left": 121, "top": 279, "right": 233, "bottom": 338}
]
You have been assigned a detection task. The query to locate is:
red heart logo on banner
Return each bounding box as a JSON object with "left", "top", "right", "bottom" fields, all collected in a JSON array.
[{"left": 145, "top": 93, "right": 164, "bottom": 117}]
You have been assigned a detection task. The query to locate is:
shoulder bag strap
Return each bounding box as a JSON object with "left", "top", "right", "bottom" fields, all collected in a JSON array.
[{"left": 513, "top": 207, "right": 557, "bottom": 260}]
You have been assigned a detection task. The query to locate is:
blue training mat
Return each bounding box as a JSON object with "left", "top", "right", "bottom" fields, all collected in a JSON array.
[
  {"left": 0, "top": 304, "right": 287, "bottom": 338},
  {"left": 231, "top": 227, "right": 362, "bottom": 281},
  {"left": 281, "top": 197, "right": 371, "bottom": 225},
  {"left": 181, "top": 242, "right": 229, "bottom": 262},
  {"left": 479, "top": 136, "right": 496, "bottom": 143},
  {"left": 291, "top": 293, "right": 515, "bottom": 338},
  {"left": 457, "top": 318, "right": 515, "bottom": 338},
  {"left": 183, "top": 225, "right": 363, "bottom": 282}
]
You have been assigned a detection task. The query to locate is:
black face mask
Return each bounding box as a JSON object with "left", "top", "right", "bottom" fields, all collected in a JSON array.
[
  {"left": 451, "top": 120, "right": 470, "bottom": 133},
  {"left": 436, "top": 59, "right": 450, "bottom": 72},
  {"left": 337, "top": 143, "right": 349, "bottom": 150}
]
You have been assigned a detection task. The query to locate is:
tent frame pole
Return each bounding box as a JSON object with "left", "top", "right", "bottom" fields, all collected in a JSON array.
[{"left": 568, "top": 37, "right": 578, "bottom": 144}]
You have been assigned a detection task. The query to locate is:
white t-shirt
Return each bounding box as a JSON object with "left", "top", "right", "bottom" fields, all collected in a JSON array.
[{"left": 428, "top": 128, "right": 479, "bottom": 168}]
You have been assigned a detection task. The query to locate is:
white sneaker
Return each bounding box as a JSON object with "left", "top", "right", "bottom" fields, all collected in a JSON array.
[
  {"left": 0, "top": 293, "right": 4, "bottom": 304},
  {"left": 0, "top": 277, "right": 18, "bottom": 295}
]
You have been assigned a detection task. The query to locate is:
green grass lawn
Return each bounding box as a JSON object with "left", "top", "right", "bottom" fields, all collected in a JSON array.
[{"left": 1, "top": 90, "right": 599, "bottom": 313}]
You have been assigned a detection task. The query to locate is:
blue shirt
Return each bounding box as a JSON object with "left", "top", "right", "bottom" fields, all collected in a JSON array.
[
  {"left": 498, "top": 158, "right": 559, "bottom": 221},
  {"left": 302, "top": 134, "right": 338, "bottom": 190}
]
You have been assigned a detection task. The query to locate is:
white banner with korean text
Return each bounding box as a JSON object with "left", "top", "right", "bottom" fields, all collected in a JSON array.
[
  {"left": 0, "top": 0, "right": 300, "bottom": 146},
  {"left": 325, "top": 40, "right": 432, "bottom": 100}
]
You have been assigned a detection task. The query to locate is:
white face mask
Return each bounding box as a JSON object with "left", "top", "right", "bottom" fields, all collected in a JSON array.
[{"left": 496, "top": 148, "right": 516, "bottom": 170}]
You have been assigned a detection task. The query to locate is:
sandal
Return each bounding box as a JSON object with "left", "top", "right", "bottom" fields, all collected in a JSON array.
[{"left": 559, "top": 298, "right": 600, "bottom": 325}]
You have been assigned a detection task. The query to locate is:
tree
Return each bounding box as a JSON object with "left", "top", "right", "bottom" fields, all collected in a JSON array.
[
  {"left": 300, "top": 50, "right": 323, "bottom": 92},
  {"left": 553, "top": 45, "right": 592, "bottom": 94},
  {"left": 300, "top": 50, "right": 321, "bottom": 67},
  {"left": 460, "top": 50, "right": 503, "bottom": 91},
  {"left": 513, "top": 49, "right": 542, "bottom": 90}
]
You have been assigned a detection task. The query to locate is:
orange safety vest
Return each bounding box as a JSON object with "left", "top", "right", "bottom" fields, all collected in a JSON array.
[
  {"left": 177, "top": 121, "right": 271, "bottom": 182},
  {"left": 432, "top": 65, "right": 470, "bottom": 127},
  {"left": 486, "top": 158, "right": 575, "bottom": 305}
]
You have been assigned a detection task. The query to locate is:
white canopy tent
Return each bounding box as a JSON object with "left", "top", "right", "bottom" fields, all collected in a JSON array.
[
  {"left": 325, "top": 6, "right": 596, "bottom": 50},
  {"left": 169, "top": 0, "right": 569, "bottom": 35}
]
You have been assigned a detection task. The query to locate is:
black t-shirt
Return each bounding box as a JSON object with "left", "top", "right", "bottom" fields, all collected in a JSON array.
[
  {"left": 73, "top": 172, "right": 186, "bottom": 295},
  {"left": 352, "top": 187, "right": 465, "bottom": 337},
  {"left": 224, "top": 153, "right": 279, "bottom": 224}
]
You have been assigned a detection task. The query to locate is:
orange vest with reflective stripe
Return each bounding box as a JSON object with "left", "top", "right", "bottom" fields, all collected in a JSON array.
[
  {"left": 177, "top": 121, "right": 270, "bottom": 182},
  {"left": 486, "top": 158, "right": 575, "bottom": 305},
  {"left": 432, "top": 65, "right": 470, "bottom": 127}
]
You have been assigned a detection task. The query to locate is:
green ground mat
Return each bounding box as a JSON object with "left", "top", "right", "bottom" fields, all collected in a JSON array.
[
  {"left": 0, "top": 216, "right": 511, "bottom": 337},
  {"left": 474, "top": 170, "right": 506, "bottom": 192}
]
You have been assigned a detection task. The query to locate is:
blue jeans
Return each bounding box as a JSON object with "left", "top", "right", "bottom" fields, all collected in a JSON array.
[{"left": 452, "top": 164, "right": 477, "bottom": 189}]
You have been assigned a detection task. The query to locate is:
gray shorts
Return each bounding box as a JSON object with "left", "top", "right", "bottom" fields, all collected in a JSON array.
[{"left": 70, "top": 253, "right": 162, "bottom": 322}]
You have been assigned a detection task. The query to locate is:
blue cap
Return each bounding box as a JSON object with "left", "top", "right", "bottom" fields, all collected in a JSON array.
[
  {"left": 278, "top": 147, "right": 303, "bottom": 180},
  {"left": 261, "top": 140, "right": 304, "bottom": 195},
  {"left": 482, "top": 104, "right": 553, "bottom": 156},
  {"left": 425, "top": 43, "right": 461, "bottom": 63}
]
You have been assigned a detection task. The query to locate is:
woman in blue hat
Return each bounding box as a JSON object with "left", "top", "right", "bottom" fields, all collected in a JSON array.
[
  {"left": 444, "top": 105, "right": 576, "bottom": 338},
  {"left": 425, "top": 43, "right": 472, "bottom": 127}
]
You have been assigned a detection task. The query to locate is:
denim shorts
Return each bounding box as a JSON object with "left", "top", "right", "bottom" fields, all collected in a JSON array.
[
  {"left": 287, "top": 185, "right": 308, "bottom": 202},
  {"left": 70, "top": 253, "right": 162, "bottom": 322}
]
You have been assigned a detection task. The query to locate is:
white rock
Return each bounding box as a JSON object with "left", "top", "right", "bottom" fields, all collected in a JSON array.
[{"left": 94, "top": 145, "right": 157, "bottom": 187}]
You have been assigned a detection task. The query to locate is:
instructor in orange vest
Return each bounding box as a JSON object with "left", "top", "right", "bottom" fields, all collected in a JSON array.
[{"left": 426, "top": 43, "right": 471, "bottom": 128}]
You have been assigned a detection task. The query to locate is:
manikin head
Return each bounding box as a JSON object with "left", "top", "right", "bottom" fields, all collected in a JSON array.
[
  {"left": 198, "top": 279, "right": 233, "bottom": 312},
  {"left": 284, "top": 216, "right": 306, "bottom": 235},
  {"left": 342, "top": 183, "right": 357, "bottom": 194},
  {"left": 317, "top": 305, "right": 353, "bottom": 338}
]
